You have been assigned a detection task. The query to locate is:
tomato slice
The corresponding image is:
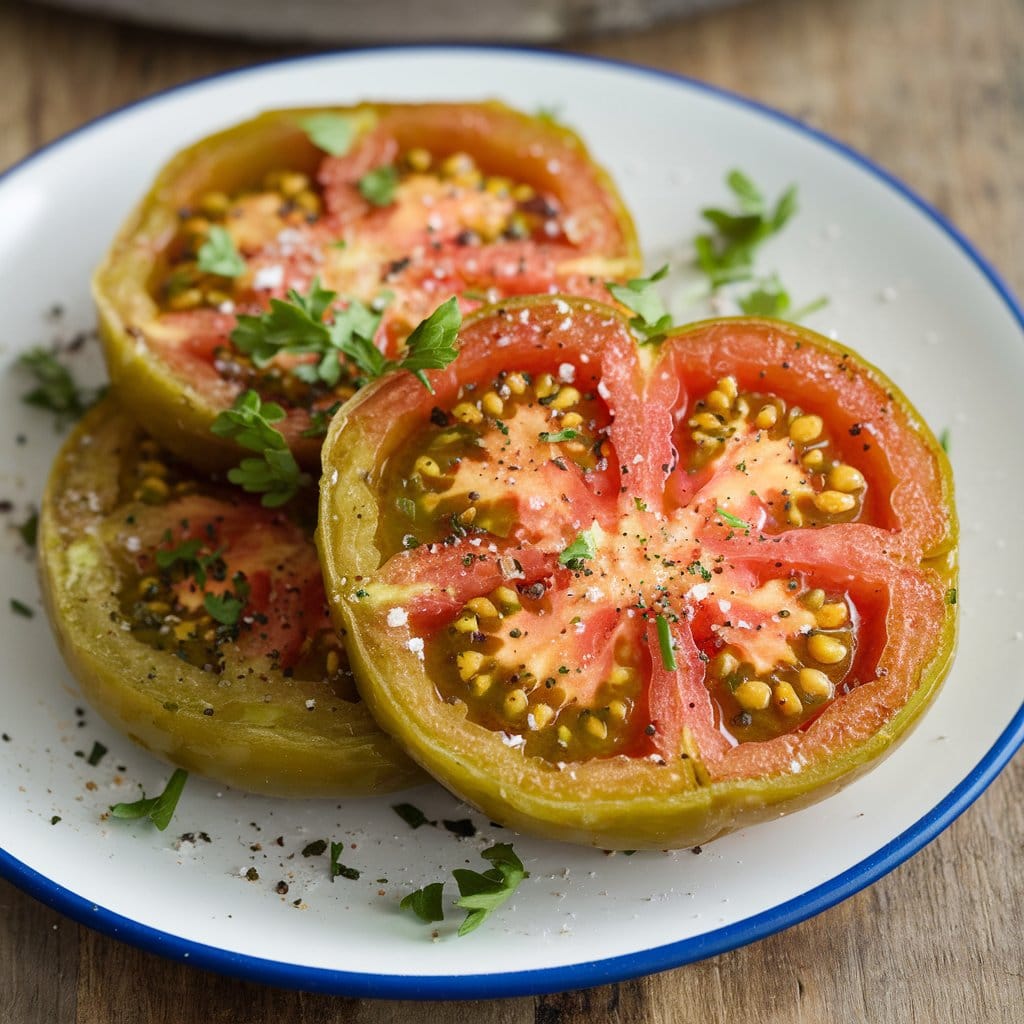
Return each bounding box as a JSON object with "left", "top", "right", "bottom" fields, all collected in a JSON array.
[
  {"left": 319, "top": 298, "right": 957, "bottom": 849},
  {"left": 39, "top": 399, "right": 422, "bottom": 797},
  {"left": 94, "top": 103, "right": 640, "bottom": 470}
]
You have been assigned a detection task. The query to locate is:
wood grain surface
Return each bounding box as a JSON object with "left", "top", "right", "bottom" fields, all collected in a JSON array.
[{"left": 1, "top": 0, "right": 1022, "bottom": 1019}]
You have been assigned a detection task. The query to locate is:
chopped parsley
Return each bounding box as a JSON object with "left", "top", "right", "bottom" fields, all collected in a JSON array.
[
  {"left": 330, "top": 841, "right": 360, "bottom": 881},
  {"left": 16, "top": 512, "right": 38, "bottom": 548},
  {"left": 715, "top": 506, "right": 750, "bottom": 530},
  {"left": 633, "top": 497, "right": 648, "bottom": 512},
  {"left": 203, "top": 573, "right": 250, "bottom": 627},
  {"left": 9, "top": 598, "right": 33, "bottom": 618},
  {"left": 196, "top": 225, "right": 246, "bottom": 278},
  {"left": 686, "top": 560, "right": 712, "bottom": 582},
  {"left": 605, "top": 265, "right": 672, "bottom": 344},
  {"left": 939, "top": 428, "right": 951, "bottom": 453},
  {"left": 110, "top": 768, "right": 188, "bottom": 831},
  {"left": 302, "top": 839, "right": 328, "bottom": 857},
  {"left": 300, "top": 401, "right": 343, "bottom": 439},
  {"left": 695, "top": 170, "right": 797, "bottom": 289},
  {"left": 18, "top": 348, "right": 100, "bottom": 424},
  {"left": 558, "top": 528, "right": 597, "bottom": 570},
  {"left": 358, "top": 165, "right": 399, "bottom": 206},
  {"left": 947, "top": 587, "right": 958, "bottom": 606},
  {"left": 538, "top": 429, "right": 578, "bottom": 443},
  {"left": 301, "top": 112, "right": 359, "bottom": 156},
  {"left": 211, "top": 390, "right": 310, "bottom": 507},
  {"left": 87, "top": 741, "right": 108, "bottom": 766},
  {"left": 655, "top": 614, "right": 677, "bottom": 670},
  {"left": 738, "top": 273, "right": 828, "bottom": 321},
  {"left": 400, "top": 881, "right": 445, "bottom": 924},
  {"left": 453, "top": 843, "right": 528, "bottom": 936},
  {"left": 392, "top": 802, "right": 434, "bottom": 829}
]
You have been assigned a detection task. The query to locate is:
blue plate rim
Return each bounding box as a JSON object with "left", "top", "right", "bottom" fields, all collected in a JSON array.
[{"left": 1, "top": 43, "right": 1022, "bottom": 1001}]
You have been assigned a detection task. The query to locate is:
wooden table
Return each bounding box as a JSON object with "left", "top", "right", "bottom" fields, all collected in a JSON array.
[{"left": 1, "top": 0, "right": 1021, "bottom": 1019}]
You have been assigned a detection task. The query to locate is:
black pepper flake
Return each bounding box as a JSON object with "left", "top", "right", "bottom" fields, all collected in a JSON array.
[
  {"left": 849, "top": 423, "right": 863, "bottom": 436},
  {"left": 275, "top": 881, "right": 290, "bottom": 895},
  {"left": 644, "top": 724, "right": 656, "bottom": 736},
  {"left": 442, "top": 818, "right": 477, "bottom": 838},
  {"left": 245, "top": 868, "right": 260, "bottom": 881},
  {"left": 202, "top": 707, "right": 214, "bottom": 716},
  {"left": 691, "top": 845, "right": 703, "bottom": 855}
]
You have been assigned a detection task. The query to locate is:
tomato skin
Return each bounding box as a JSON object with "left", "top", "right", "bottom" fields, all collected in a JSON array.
[
  {"left": 39, "top": 399, "right": 422, "bottom": 797},
  {"left": 93, "top": 103, "right": 640, "bottom": 471},
  {"left": 319, "top": 297, "right": 957, "bottom": 849}
]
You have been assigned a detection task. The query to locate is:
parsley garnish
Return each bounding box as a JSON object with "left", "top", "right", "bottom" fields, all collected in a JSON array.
[
  {"left": 17, "top": 512, "right": 38, "bottom": 548},
  {"left": 330, "top": 841, "right": 360, "bottom": 881},
  {"left": 655, "top": 614, "right": 677, "bottom": 670},
  {"left": 9, "top": 598, "right": 33, "bottom": 618},
  {"left": 538, "top": 429, "right": 578, "bottom": 443},
  {"left": 203, "top": 573, "right": 250, "bottom": 626},
  {"left": 392, "top": 802, "right": 434, "bottom": 829},
  {"left": 359, "top": 165, "right": 399, "bottom": 206},
  {"left": 400, "top": 882, "right": 445, "bottom": 924},
  {"left": 696, "top": 171, "right": 797, "bottom": 288},
  {"left": 947, "top": 587, "right": 958, "bottom": 606},
  {"left": 302, "top": 839, "right": 327, "bottom": 857},
  {"left": 559, "top": 528, "right": 597, "bottom": 570},
  {"left": 715, "top": 506, "right": 750, "bottom": 530},
  {"left": 87, "top": 741, "right": 107, "bottom": 767},
  {"left": 396, "top": 297, "right": 462, "bottom": 394},
  {"left": 634, "top": 497, "right": 648, "bottom": 512},
  {"left": 453, "top": 843, "right": 528, "bottom": 936},
  {"left": 196, "top": 225, "right": 246, "bottom": 278},
  {"left": 211, "top": 390, "right": 310, "bottom": 507},
  {"left": 19, "top": 348, "right": 100, "bottom": 423},
  {"left": 738, "top": 273, "right": 828, "bottom": 321},
  {"left": 231, "top": 277, "right": 385, "bottom": 388},
  {"left": 605, "top": 265, "right": 672, "bottom": 344},
  {"left": 301, "top": 112, "right": 358, "bottom": 156},
  {"left": 110, "top": 768, "right": 188, "bottom": 831},
  {"left": 686, "top": 560, "right": 712, "bottom": 582},
  {"left": 939, "top": 428, "right": 951, "bottom": 453}
]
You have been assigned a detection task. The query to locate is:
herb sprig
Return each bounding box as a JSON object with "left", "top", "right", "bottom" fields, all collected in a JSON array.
[
  {"left": 110, "top": 769, "right": 188, "bottom": 831},
  {"left": 18, "top": 349, "right": 102, "bottom": 424},
  {"left": 605, "top": 265, "right": 672, "bottom": 344},
  {"left": 197, "top": 225, "right": 246, "bottom": 278},
  {"left": 211, "top": 390, "right": 310, "bottom": 507},
  {"left": 559, "top": 528, "right": 597, "bottom": 570}
]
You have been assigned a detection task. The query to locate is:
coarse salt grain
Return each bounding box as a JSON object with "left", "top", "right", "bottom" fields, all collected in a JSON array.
[{"left": 386, "top": 607, "right": 408, "bottom": 628}]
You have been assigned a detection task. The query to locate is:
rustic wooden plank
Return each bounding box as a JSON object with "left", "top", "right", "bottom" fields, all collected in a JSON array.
[
  {"left": 0, "top": 880, "right": 78, "bottom": 1023},
  {"left": 0, "top": 0, "right": 1020, "bottom": 1020}
]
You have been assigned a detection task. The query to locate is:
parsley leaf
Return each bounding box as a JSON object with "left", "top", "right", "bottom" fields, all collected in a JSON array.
[
  {"left": 203, "top": 573, "right": 250, "bottom": 626},
  {"left": 10, "top": 598, "right": 33, "bottom": 618},
  {"left": 939, "top": 428, "right": 951, "bottom": 453},
  {"left": 738, "top": 274, "right": 828, "bottom": 321},
  {"left": 397, "top": 296, "right": 461, "bottom": 393},
  {"left": 18, "top": 348, "right": 99, "bottom": 423},
  {"left": 211, "top": 391, "right": 310, "bottom": 507},
  {"left": 453, "top": 843, "right": 528, "bottom": 937},
  {"left": 695, "top": 171, "right": 798, "bottom": 289},
  {"left": 401, "top": 882, "right": 446, "bottom": 924},
  {"left": 686, "top": 560, "right": 712, "bottom": 583},
  {"left": 559, "top": 528, "right": 597, "bottom": 570},
  {"left": 16, "top": 512, "right": 38, "bottom": 548},
  {"left": 330, "top": 841, "right": 360, "bottom": 881},
  {"left": 196, "top": 225, "right": 246, "bottom": 278},
  {"left": 715, "top": 506, "right": 750, "bottom": 530},
  {"left": 359, "top": 165, "right": 399, "bottom": 206},
  {"left": 300, "top": 401, "right": 343, "bottom": 439},
  {"left": 392, "top": 802, "right": 434, "bottom": 829},
  {"left": 301, "top": 112, "right": 359, "bottom": 156},
  {"left": 538, "top": 429, "right": 578, "bottom": 443},
  {"left": 606, "top": 265, "right": 673, "bottom": 344},
  {"left": 110, "top": 768, "right": 188, "bottom": 830},
  {"left": 655, "top": 614, "right": 677, "bottom": 670}
]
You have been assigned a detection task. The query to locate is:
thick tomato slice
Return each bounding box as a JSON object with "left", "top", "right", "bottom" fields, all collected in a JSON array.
[
  {"left": 38, "top": 400, "right": 421, "bottom": 797},
  {"left": 319, "top": 298, "right": 957, "bottom": 849},
  {"left": 94, "top": 103, "right": 640, "bottom": 470}
]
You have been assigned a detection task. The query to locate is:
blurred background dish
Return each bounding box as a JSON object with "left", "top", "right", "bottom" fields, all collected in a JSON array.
[{"left": 29, "top": 0, "right": 747, "bottom": 42}]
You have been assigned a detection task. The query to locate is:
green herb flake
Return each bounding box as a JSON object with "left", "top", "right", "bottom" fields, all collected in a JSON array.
[
  {"left": 110, "top": 768, "right": 188, "bottom": 831},
  {"left": 50, "top": 815, "right": 61, "bottom": 826},
  {"left": 453, "top": 843, "right": 528, "bottom": 937},
  {"left": 17, "top": 512, "right": 38, "bottom": 548},
  {"left": 9, "top": 598, "right": 33, "bottom": 618},
  {"left": 939, "top": 428, "right": 951, "bottom": 453},
  {"left": 738, "top": 274, "right": 828, "bottom": 322},
  {"left": 633, "top": 497, "right": 648, "bottom": 512},
  {"left": 947, "top": 587, "right": 958, "bottom": 606},
  {"left": 715, "top": 506, "right": 750, "bottom": 530},
  {"left": 686, "top": 560, "right": 712, "bottom": 583},
  {"left": 442, "top": 818, "right": 477, "bottom": 838},
  {"left": 538, "top": 429, "right": 578, "bottom": 443},
  {"left": 605, "top": 265, "right": 673, "bottom": 344},
  {"left": 211, "top": 390, "right": 310, "bottom": 507},
  {"left": 302, "top": 839, "right": 328, "bottom": 857},
  {"left": 396, "top": 296, "right": 461, "bottom": 394},
  {"left": 695, "top": 171, "right": 799, "bottom": 289},
  {"left": 301, "top": 112, "right": 359, "bottom": 156},
  {"left": 401, "top": 881, "right": 445, "bottom": 924},
  {"left": 358, "top": 165, "right": 399, "bottom": 207},
  {"left": 203, "top": 574, "right": 250, "bottom": 627},
  {"left": 196, "top": 225, "right": 246, "bottom": 278},
  {"left": 558, "top": 528, "right": 597, "bottom": 570},
  {"left": 330, "top": 840, "right": 360, "bottom": 881},
  {"left": 656, "top": 614, "right": 677, "bottom": 671},
  {"left": 87, "top": 741, "right": 108, "bottom": 767},
  {"left": 392, "top": 802, "right": 434, "bottom": 829},
  {"left": 18, "top": 348, "right": 99, "bottom": 424}
]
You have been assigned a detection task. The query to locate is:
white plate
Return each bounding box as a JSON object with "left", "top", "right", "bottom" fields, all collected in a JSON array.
[{"left": 1, "top": 48, "right": 1021, "bottom": 999}]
